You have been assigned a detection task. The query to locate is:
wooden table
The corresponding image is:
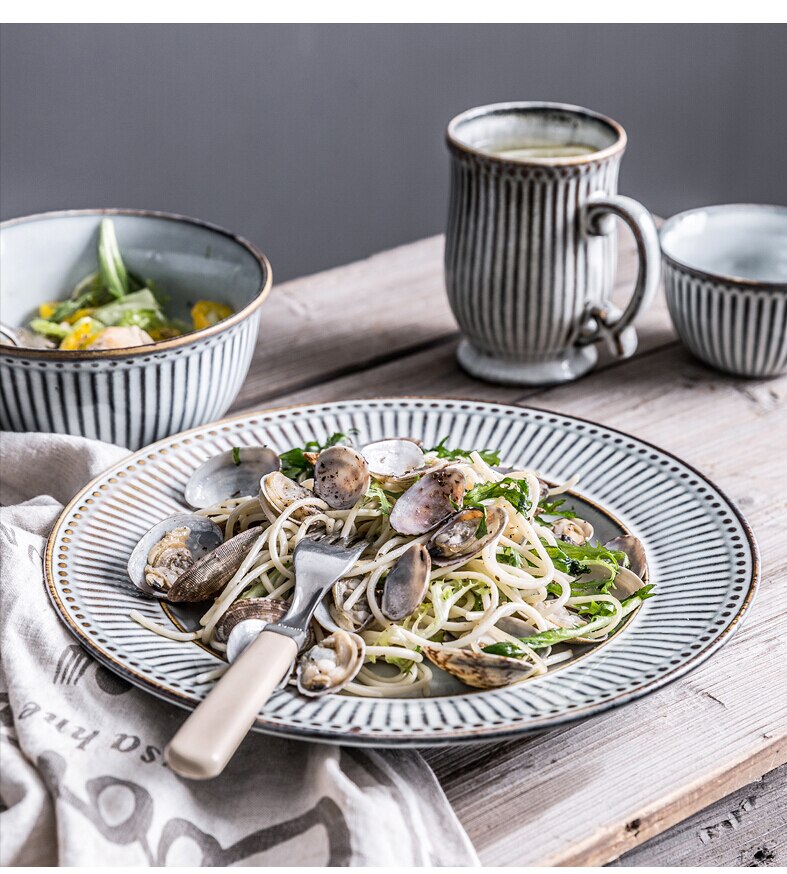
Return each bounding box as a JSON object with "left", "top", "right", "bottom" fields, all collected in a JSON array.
[{"left": 228, "top": 234, "right": 787, "bottom": 866}]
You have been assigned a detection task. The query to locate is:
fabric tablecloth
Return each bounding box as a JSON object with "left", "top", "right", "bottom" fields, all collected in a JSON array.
[{"left": 0, "top": 432, "right": 478, "bottom": 866}]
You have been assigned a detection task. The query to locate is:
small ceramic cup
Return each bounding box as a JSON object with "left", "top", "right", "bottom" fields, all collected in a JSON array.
[{"left": 660, "top": 204, "right": 787, "bottom": 378}]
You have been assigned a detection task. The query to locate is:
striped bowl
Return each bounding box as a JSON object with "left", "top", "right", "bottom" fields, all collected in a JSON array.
[
  {"left": 0, "top": 210, "right": 271, "bottom": 448},
  {"left": 661, "top": 204, "right": 787, "bottom": 379}
]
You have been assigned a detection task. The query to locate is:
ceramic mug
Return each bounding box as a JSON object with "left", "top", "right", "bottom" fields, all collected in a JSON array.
[
  {"left": 660, "top": 204, "right": 787, "bottom": 378},
  {"left": 445, "top": 102, "right": 661, "bottom": 385}
]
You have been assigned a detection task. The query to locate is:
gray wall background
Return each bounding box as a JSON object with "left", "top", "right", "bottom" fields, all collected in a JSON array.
[{"left": 1, "top": 24, "right": 785, "bottom": 283}]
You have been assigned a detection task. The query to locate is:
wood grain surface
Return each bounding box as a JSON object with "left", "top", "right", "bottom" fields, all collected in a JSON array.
[{"left": 228, "top": 232, "right": 787, "bottom": 866}]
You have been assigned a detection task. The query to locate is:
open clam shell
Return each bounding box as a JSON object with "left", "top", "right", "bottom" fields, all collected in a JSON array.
[
  {"left": 428, "top": 505, "right": 507, "bottom": 571},
  {"left": 389, "top": 467, "right": 466, "bottom": 535},
  {"left": 127, "top": 514, "right": 224, "bottom": 599},
  {"left": 259, "top": 471, "right": 319, "bottom": 521},
  {"left": 423, "top": 646, "right": 534, "bottom": 689},
  {"left": 551, "top": 517, "right": 594, "bottom": 546},
  {"left": 215, "top": 596, "right": 316, "bottom": 653},
  {"left": 167, "top": 526, "right": 263, "bottom": 603},
  {"left": 184, "top": 447, "right": 280, "bottom": 509},
  {"left": 313, "top": 445, "right": 371, "bottom": 510},
  {"left": 296, "top": 629, "right": 366, "bottom": 697},
  {"left": 361, "top": 438, "right": 426, "bottom": 483},
  {"left": 605, "top": 534, "right": 648, "bottom": 580}
]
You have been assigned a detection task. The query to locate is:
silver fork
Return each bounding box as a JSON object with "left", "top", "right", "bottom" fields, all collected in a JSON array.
[{"left": 165, "top": 530, "right": 370, "bottom": 780}]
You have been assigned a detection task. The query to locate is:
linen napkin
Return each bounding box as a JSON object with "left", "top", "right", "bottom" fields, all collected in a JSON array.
[{"left": 0, "top": 431, "right": 478, "bottom": 866}]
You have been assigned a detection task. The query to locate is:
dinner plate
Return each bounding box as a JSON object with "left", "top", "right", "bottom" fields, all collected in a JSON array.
[{"left": 46, "top": 398, "right": 759, "bottom": 746}]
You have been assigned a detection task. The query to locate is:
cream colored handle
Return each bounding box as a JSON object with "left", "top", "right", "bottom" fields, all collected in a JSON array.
[{"left": 165, "top": 630, "right": 298, "bottom": 780}]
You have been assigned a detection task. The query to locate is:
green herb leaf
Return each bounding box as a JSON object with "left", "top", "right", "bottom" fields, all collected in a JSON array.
[
  {"left": 463, "top": 476, "right": 531, "bottom": 516},
  {"left": 498, "top": 546, "right": 523, "bottom": 568},
  {"left": 97, "top": 218, "right": 130, "bottom": 299},
  {"left": 366, "top": 481, "right": 394, "bottom": 515},
  {"left": 28, "top": 319, "right": 70, "bottom": 340},
  {"left": 279, "top": 431, "right": 355, "bottom": 480},
  {"left": 427, "top": 436, "right": 501, "bottom": 467},
  {"left": 475, "top": 507, "right": 488, "bottom": 538},
  {"left": 232, "top": 447, "right": 242, "bottom": 466},
  {"left": 92, "top": 289, "right": 161, "bottom": 326},
  {"left": 537, "top": 498, "right": 578, "bottom": 519},
  {"left": 546, "top": 541, "right": 626, "bottom": 578}
]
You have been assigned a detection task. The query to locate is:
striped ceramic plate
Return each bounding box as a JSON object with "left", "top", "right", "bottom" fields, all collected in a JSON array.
[{"left": 46, "top": 398, "right": 759, "bottom": 746}]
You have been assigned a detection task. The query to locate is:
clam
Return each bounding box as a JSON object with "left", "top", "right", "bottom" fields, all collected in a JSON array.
[
  {"left": 167, "top": 526, "right": 263, "bottom": 603},
  {"left": 313, "top": 445, "right": 371, "bottom": 510},
  {"left": 605, "top": 534, "right": 648, "bottom": 580},
  {"left": 331, "top": 578, "right": 374, "bottom": 631},
  {"left": 551, "top": 517, "right": 594, "bottom": 545},
  {"left": 214, "top": 596, "right": 315, "bottom": 652},
  {"left": 184, "top": 447, "right": 280, "bottom": 508},
  {"left": 496, "top": 615, "right": 538, "bottom": 638},
  {"left": 537, "top": 478, "right": 551, "bottom": 501},
  {"left": 127, "top": 514, "right": 224, "bottom": 599},
  {"left": 296, "top": 629, "right": 366, "bottom": 697},
  {"left": 428, "top": 505, "right": 507, "bottom": 571},
  {"left": 423, "top": 645, "right": 534, "bottom": 689},
  {"left": 259, "top": 471, "right": 319, "bottom": 521},
  {"left": 389, "top": 467, "right": 466, "bottom": 535},
  {"left": 382, "top": 544, "right": 431, "bottom": 621},
  {"left": 361, "top": 438, "right": 427, "bottom": 483}
]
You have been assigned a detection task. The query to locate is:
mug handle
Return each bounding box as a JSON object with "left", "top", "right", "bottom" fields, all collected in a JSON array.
[{"left": 577, "top": 193, "right": 661, "bottom": 359}]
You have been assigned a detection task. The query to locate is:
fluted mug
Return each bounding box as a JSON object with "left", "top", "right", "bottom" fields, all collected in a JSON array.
[{"left": 445, "top": 102, "right": 661, "bottom": 385}]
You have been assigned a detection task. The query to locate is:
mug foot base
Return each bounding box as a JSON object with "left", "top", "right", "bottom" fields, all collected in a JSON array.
[{"left": 457, "top": 339, "right": 598, "bottom": 386}]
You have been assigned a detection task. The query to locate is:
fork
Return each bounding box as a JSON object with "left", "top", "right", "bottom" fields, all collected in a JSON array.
[{"left": 165, "top": 531, "right": 370, "bottom": 780}]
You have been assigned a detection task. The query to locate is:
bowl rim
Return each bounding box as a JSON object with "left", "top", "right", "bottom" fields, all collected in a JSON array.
[
  {"left": 659, "top": 203, "right": 787, "bottom": 292},
  {"left": 0, "top": 207, "right": 273, "bottom": 360},
  {"left": 445, "top": 101, "right": 627, "bottom": 167}
]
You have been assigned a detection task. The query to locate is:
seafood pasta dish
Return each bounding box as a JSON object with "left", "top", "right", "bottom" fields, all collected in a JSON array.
[{"left": 130, "top": 433, "right": 653, "bottom": 698}]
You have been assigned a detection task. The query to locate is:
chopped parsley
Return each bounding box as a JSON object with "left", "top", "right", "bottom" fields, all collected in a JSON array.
[
  {"left": 498, "top": 546, "right": 523, "bottom": 568},
  {"left": 279, "top": 430, "right": 357, "bottom": 480},
  {"left": 366, "top": 481, "right": 394, "bottom": 515},
  {"left": 537, "top": 498, "right": 577, "bottom": 519},
  {"left": 427, "top": 437, "right": 500, "bottom": 467},
  {"left": 463, "top": 477, "right": 532, "bottom": 516},
  {"left": 232, "top": 447, "right": 242, "bottom": 466}
]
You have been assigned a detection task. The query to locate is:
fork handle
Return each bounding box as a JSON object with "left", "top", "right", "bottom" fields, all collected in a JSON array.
[{"left": 165, "top": 630, "right": 298, "bottom": 780}]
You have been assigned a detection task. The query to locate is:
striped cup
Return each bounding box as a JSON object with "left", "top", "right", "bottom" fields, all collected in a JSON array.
[{"left": 445, "top": 102, "right": 660, "bottom": 385}]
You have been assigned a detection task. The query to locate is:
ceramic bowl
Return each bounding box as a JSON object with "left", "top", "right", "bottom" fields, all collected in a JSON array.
[
  {"left": 660, "top": 204, "right": 787, "bottom": 378},
  {"left": 0, "top": 209, "right": 271, "bottom": 448}
]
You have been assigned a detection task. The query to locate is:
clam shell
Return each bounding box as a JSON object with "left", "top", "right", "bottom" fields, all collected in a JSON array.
[
  {"left": 382, "top": 544, "right": 431, "bottom": 621},
  {"left": 423, "top": 646, "right": 533, "bottom": 689},
  {"left": 296, "top": 629, "right": 365, "bottom": 697},
  {"left": 215, "top": 596, "right": 316, "bottom": 652},
  {"left": 167, "top": 527, "right": 263, "bottom": 603},
  {"left": 313, "top": 445, "right": 371, "bottom": 510},
  {"left": 428, "top": 505, "right": 507, "bottom": 570},
  {"left": 389, "top": 467, "right": 466, "bottom": 535},
  {"left": 605, "top": 534, "right": 648, "bottom": 580},
  {"left": 184, "top": 447, "right": 280, "bottom": 508},
  {"left": 361, "top": 439, "right": 426, "bottom": 481},
  {"left": 127, "top": 514, "right": 224, "bottom": 599},
  {"left": 259, "top": 471, "right": 318, "bottom": 521},
  {"left": 551, "top": 517, "right": 594, "bottom": 546}
]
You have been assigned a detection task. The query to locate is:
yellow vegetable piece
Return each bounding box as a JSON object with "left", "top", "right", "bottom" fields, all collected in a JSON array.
[
  {"left": 63, "top": 307, "right": 97, "bottom": 325},
  {"left": 191, "top": 300, "right": 233, "bottom": 330},
  {"left": 149, "top": 325, "right": 184, "bottom": 341},
  {"left": 39, "top": 302, "right": 59, "bottom": 319},
  {"left": 60, "top": 317, "right": 105, "bottom": 350}
]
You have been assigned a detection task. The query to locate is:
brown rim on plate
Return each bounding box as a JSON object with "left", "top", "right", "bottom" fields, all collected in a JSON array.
[
  {"left": 0, "top": 208, "right": 273, "bottom": 359},
  {"left": 44, "top": 397, "right": 760, "bottom": 745}
]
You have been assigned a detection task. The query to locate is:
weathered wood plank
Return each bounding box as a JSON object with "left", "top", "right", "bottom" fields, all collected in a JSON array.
[{"left": 611, "top": 762, "right": 787, "bottom": 866}]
